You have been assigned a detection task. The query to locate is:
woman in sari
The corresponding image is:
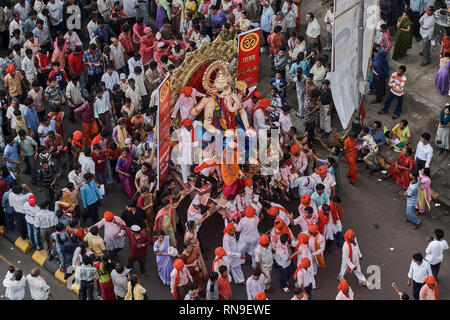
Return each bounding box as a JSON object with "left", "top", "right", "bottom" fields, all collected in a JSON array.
[
  {"left": 435, "top": 52, "right": 450, "bottom": 95},
  {"left": 416, "top": 168, "right": 431, "bottom": 215},
  {"left": 435, "top": 104, "right": 450, "bottom": 155},
  {"left": 115, "top": 147, "right": 137, "bottom": 199},
  {"left": 388, "top": 147, "right": 414, "bottom": 189},
  {"left": 389, "top": 119, "right": 411, "bottom": 152},
  {"left": 48, "top": 105, "right": 65, "bottom": 137},
  {"left": 154, "top": 199, "right": 177, "bottom": 247},
  {"left": 392, "top": 11, "right": 412, "bottom": 61},
  {"left": 155, "top": 0, "right": 171, "bottom": 30},
  {"left": 93, "top": 255, "right": 116, "bottom": 300},
  {"left": 153, "top": 230, "right": 174, "bottom": 286},
  {"left": 180, "top": 241, "right": 207, "bottom": 298}
]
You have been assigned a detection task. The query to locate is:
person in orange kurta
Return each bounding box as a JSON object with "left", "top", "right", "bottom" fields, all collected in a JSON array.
[
  {"left": 344, "top": 132, "right": 358, "bottom": 185},
  {"left": 267, "top": 26, "right": 284, "bottom": 56},
  {"left": 221, "top": 141, "right": 245, "bottom": 200}
]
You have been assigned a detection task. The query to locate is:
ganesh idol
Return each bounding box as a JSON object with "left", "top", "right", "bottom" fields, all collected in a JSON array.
[{"left": 190, "top": 60, "right": 257, "bottom": 162}]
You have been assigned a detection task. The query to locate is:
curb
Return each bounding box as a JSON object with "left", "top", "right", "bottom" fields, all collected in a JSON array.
[{"left": 0, "top": 230, "right": 79, "bottom": 296}]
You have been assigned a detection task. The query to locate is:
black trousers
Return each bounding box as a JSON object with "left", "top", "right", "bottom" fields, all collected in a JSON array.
[
  {"left": 79, "top": 280, "right": 94, "bottom": 300},
  {"left": 86, "top": 201, "right": 99, "bottom": 224},
  {"left": 262, "top": 31, "right": 270, "bottom": 46},
  {"left": 15, "top": 211, "right": 27, "bottom": 240},
  {"left": 416, "top": 158, "right": 427, "bottom": 171},
  {"left": 127, "top": 254, "right": 147, "bottom": 274},
  {"left": 195, "top": 173, "right": 218, "bottom": 198},
  {"left": 375, "top": 77, "right": 386, "bottom": 102},
  {"left": 412, "top": 280, "right": 423, "bottom": 300},
  {"left": 431, "top": 262, "right": 441, "bottom": 280},
  {"left": 411, "top": 11, "right": 421, "bottom": 40}
]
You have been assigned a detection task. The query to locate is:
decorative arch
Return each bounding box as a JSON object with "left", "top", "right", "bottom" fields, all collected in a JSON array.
[{"left": 170, "top": 37, "right": 237, "bottom": 113}]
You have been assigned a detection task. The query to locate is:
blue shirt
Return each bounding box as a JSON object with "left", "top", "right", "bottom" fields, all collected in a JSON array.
[
  {"left": 3, "top": 143, "right": 20, "bottom": 168},
  {"left": 410, "top": 0, "right": 425, "bottom": 13},
  {"left": 369, "top": 127, "right": 386, "bottom": 147},
  {"left": 82, "top": 49, "right": 102, "bottom": 76},
  {"left": 299, "top": 60, "right": 310, "bottom": 76},
  {"left": 80, "top": 180, "right": 103, "bottom": 208},
  {"left": 210, "top": 11, "right": 227, "bottom": 29},
  {"left": 93, "top": 25, "right": 117, "bottom": 43},
  {"left": 260, "top": 6, "right": 274, "bottom": 33},
  {"left": 406, "top": 181, "right": 419, "bottom": 207},
  {"left": 23, "top": 106, "right": 40, "bottom": 134},
  {"left": 2, "top": 190, "right": 13, "bottom": 214}
]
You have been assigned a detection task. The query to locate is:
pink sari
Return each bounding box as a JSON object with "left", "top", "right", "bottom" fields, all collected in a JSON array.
[
  {"left": 116, "top": 153, "right": 136, "bottom": 199},
  {"left": 416, "top": 174, "right": 431, "bottom": 214}
]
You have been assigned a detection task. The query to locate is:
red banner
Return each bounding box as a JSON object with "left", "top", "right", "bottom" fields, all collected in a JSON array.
[
  {"left": 157, "top": 75, "right": 171, "bottom": 190},
  {"left": 237, "top": 28, "right": 261, "bottom": 88}
]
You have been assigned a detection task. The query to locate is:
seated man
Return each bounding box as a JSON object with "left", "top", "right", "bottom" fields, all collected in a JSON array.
[{"left": 368, "top": 120, "right": 385, "bottom": 148}]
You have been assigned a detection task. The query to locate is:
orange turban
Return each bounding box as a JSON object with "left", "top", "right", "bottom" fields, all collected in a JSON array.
[
  {"left": 245, "top": 206, "right": 255, "bottom": 218},
  {"left": 301, "top": 194, "right": 311, "bottom": 205},
  {"left": 267, "top": 206, "right": 279, "bottom": 216},
  {"left": 104, "top": 211, "right": 114, "bottom": 222},
  {"left": 308, "top": 224, "right": 318, "bottom": 233},
  {"left": 28, "top": 195, "right": 36, "bottom": 207},
  {"left": 223, "top": 222, "right": 235, "bottom": 235},
  {"left": 181, "top": 86, "right": 193, "bottom": 96},
  {"left": 173, "top": 259, "right": 184, "bottom": 300},
  {"left": 290, "top": 144, "right": 300, "bottom": 155},
  {"left": 72, "top": 130, "right": 83, "bottom": 147},
  {"left": 258, "top": 98, "right": 271, "bottom": 108},
  {"left": 424, "top": 276, "right": 439, "bottom": 300},
  {"left": 259, "top": 234, "right": 270, "bottom": 247},
  {"left": 297, "top": 233, "right": 309, "bottom": 245},
  {"left": 316, "top": 165, "right": 327, "bottom": 175},
  {"left": 212, "top": 247, "right": 227, "bottom": 272},
  {"left": 338, "top": 279, "right": 349, "bottom": 292},
  {"left": 274, "top": 218, "right": 284, "bottom": 229},
  {"left": 245, "top": 178, "right": 253, "bottom": 187},
  {"left": 180, "top": 118, "right": 193, "bottom": 127},
  {"left": 254, "top": 291, "right": 267, "bottom": 300},
  {"left": 253, "top": 91, "right": 263, "bottom": 99},
  {"left": 6, "top": 64, "right": 15, "bottom": 73},
  {"left": 294, "top": 257, "right": 311, "bottom": 280},
  {"left": 344, "top": 229, "right": 355, "bottom": 241}
]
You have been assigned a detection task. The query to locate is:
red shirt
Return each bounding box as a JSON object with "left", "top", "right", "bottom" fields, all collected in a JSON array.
[
  {"left": 34, "top": 53, "right": 52, "bottom": 74},
  {"left": 67, "top": 52, "right": 84, "bottom": 74},
  {"left": 119, "top": 32, "right": 134, "bottom": 54},
  {"left": 121, "top": 225, "right": 151, "bottom": 257},
  {"left": 217, "top": 275, "right": 232, "bottom": 300},
  {"left": 91, "top": 150, "right": 107, "bottom": 172}
]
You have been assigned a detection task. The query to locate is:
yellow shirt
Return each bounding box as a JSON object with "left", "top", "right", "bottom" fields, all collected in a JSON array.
[
  {"left": 124, "top": 282, "right": 146, "bottom": 300},
  {"left": 391, "top": 123, "right": 410, "bottom": 141},
  {"left": 4, "top": 72, "right": 24, "bottom": 97},
  {"left": 84, "top": 232, "right": 106, "bottom": 257}
]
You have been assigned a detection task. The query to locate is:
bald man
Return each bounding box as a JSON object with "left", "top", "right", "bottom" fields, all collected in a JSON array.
[{"left": 26, "top": 268, "right": 51, "bottom": 300}]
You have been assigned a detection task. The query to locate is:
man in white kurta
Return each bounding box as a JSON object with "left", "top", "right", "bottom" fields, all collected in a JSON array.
[
  {"left": 235, "top": 206, "right": 260, "bottom": 269},
  {"left": 338, "top": 229, "right": 367, "bottom": 285},
  {"left": 307, "top": 224, "right": 325, "bottom": 289},
  {"left": 223, "top": 223, "right": 245, "bottom": 284},
  {"left": 186, "top": 194, "right": 203, "bottom": 232},
  {"left": 179, "top": 119, "right": 198, "bottom": 184},
  {"left": 171, "top": 86, "right": 205, "bottom": 120},
  {"left": 294, "top": 206, "right": 318, "bottom": 233},
  {"left": 245, "top": 269, "right": 265, "bottom": 300},
  {"left": 335, "top": 279, "right": 355, "bottom": 300},
  {"left": 291, "top": 233, "right": 315, "bottom": 289}
]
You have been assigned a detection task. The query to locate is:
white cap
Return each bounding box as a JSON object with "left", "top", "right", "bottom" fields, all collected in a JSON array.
[
  {"left": 120, "top": 73, "right": 126, "bottom": 80},
  {"left": 131, "top": 225, "right": 141, "bottom": 232},
  {"left": 125, "top": 138, "right": 132, "bottom": 144}
]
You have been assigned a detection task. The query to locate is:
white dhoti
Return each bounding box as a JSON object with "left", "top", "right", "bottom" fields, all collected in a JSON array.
[{"left": 319, "top": 104, "right": 332, "bottom": 133}]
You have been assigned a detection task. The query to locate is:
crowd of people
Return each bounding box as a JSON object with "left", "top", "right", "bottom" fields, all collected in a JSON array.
[{"left": 0, "top": 0, "right": 448, "bottom": 301}]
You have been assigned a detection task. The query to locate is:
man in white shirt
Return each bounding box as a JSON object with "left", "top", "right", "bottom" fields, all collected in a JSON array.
[
  {"left": 425, "top": 229, "right": 448, "bottom": 280},
  {"left": 86, "top": 14, "right": 98, "bottom": 42},
  {"left": 26, "top": 268, "right": 51, "bottom": 300},
  {"left": 408, "top": 252, "right": 432, "bottom": 300},
  {"left": 245, "top": 269, "right": 265, "bottom": 300},
  {"left": 21, "top": 48, "right": 37, "bottom": 82},
  {"left": 281, "top": 0, "right": 298, "bottom": 40},
  {"left": 9, "top": 184, "right": 33, "bottom": 240},
  {"left": 419, "top": 7, "right": 435, "bottom": 66},
  {"left": 101, "top": 64, "right": 120, "bottom": 91},
  {"left": 78, "top": 147, "right": 96, "bottom": 175},
  {"left": 68, "top": 164, "right": 86, "bottom": 188},
  {"left": 3, "top": 269, "right": 26, "bottom": 300},
  {"left": 110, "top": 264, "right": 129, "bottom": 300},
  {"left": 65, "top": 75, "right": 85, "bottom": 121},
  {"left": 414, "top": 132, "right": 433, "bottom": 170},
  {"left": 254, "top": 234, "right": 273, "bottom": 292},
  {"left": 305, "top": 12, "right": 321, "bottom": 51},
  {"left": 9, "top": 13, "right": 23, "bottom": 38},
  {"left": 47, "top": 0, "right": 64, "bottom": 32},
  {"left": 110, "top": 37, "right": 126, "bottom": 74},
  {"left": 323, "top": 2, "right": 334, "bottom": 50},
  {"left": 235, "top": 206, "right": 260, "bottom": 269},
  {"left": 127, "top": 66, "right": 147, "bottom": 111},
  {"left": 14, "top": 0, "right": 31, "bottom": 24},
  {"left": 123, "top": 0, "right": 138, "bottom": 19},
  {"left": 274, "top": 233, "right": 293, "bottom": 293},
  {"left": 128, "top": 52, "right": 144, "bottom": 75}
]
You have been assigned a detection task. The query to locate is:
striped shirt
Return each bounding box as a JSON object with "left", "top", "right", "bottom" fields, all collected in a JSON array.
[{"left": 388, "top": 72, "right": 406, "bottom": 96}]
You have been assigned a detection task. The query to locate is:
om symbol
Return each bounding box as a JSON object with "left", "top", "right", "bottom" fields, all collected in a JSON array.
[{"left": 240, "top": 33, "right": 260, "bottom": 52}]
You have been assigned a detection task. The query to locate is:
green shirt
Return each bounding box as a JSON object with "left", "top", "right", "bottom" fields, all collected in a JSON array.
[{"left": 15, "top": 135, "right": 37, "bottom": 157}]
